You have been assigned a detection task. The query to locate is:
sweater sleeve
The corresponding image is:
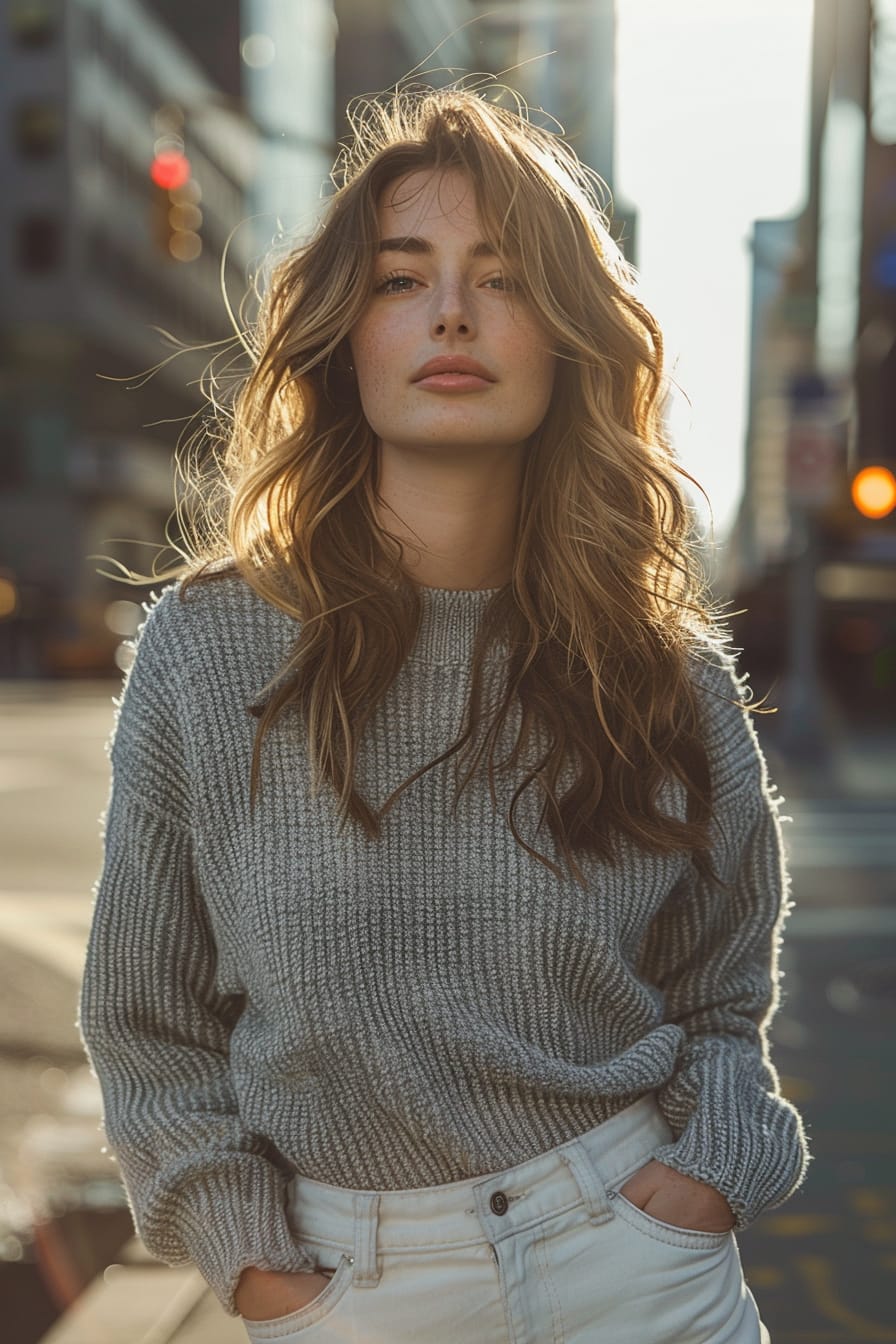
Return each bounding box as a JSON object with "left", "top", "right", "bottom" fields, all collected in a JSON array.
[
  {"left": 634, "top": 643, "right": 813, "bottom": 1231},
  {"left": 76, "top": 586, "right": 316, "bottom": 1316}
]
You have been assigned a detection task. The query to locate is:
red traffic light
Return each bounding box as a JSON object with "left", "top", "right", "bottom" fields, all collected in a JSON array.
[{"left": 150, "top": 150, "right": 191, "bottom": 191}]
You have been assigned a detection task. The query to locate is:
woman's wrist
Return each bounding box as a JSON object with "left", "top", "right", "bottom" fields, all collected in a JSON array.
[
  {"left": 235, "top": 1263, "right": 335, "bottom": 1321},
  {"left": 235, "top": 1264, "right": 322, "bottom": 1310}
]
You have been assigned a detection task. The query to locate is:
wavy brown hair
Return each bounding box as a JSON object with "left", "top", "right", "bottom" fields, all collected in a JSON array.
[{"left": 118, "top": 81, "right": 748, "bottom": 890}]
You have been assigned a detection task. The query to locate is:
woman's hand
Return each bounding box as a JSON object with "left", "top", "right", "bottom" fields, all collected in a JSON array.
[
  {"left": 235, "top": 1265, "right": 335, "bottom": 1322},
  {"left": 617, "top": 1159, "right": 736, "bottom": 1235}
]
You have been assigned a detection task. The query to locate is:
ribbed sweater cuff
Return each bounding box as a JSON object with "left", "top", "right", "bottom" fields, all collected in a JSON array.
[
  {"left": 649, "top": 1053, "right": 811, "bottom": 1231},
  {"left": 159, "top": 1157, "right": 317, "bottom": 1317}
]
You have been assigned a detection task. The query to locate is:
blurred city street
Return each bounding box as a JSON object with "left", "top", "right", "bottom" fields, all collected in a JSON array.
[
  {"left": 2, "top": 0, "right": 896, "bottom": 1341},
  {"left": 0, "top": 679, "right": 894, "bottom": 1342}
]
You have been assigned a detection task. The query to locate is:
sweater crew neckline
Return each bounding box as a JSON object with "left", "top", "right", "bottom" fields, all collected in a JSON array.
[{"left": 410, "top": 583, "right": 506, "bottom": 668}]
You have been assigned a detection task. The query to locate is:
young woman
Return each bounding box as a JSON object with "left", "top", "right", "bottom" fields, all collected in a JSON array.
[{"left": 78, "top": 84, "right": 811, "bottom": 1342}]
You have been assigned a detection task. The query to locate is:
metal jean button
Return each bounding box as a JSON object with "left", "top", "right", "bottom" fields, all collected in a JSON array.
[{"left": 490, "top": 1190, "right": 509, "bottom": 1216}]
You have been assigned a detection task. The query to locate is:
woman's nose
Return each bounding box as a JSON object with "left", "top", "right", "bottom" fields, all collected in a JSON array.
[{"left": 430, "top": 282, "right": 476, "bottom": 338}]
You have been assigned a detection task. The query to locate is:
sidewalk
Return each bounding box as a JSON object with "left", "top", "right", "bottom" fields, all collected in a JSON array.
[
  {"left": 36, "top": 1238, "right": 247, "bottom": 1343},
  {"left": 763, "top": 727, "right": 895, "bottom": 806},
  {"left": 755, "top": 695, "right": 896, "bottom": 807}
]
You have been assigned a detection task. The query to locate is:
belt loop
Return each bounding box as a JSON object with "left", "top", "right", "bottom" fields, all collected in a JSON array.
[
  {"left": 351, "top": 1192, "right": 382, "bottom": 1287},
  {"left": 558, "top": 1138, "right": 614, "bottom": 1226}
]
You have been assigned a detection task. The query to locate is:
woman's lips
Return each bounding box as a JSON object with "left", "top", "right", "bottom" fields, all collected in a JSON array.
[
  {"left": 411, "top": 356, "right": 496, "bottom": 390},
  {"left": 413, "top": 373, "right": 494, "bottom": 391}
]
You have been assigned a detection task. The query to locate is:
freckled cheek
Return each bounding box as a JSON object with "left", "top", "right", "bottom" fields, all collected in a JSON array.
[
  {"left": 517, "top": 351, "right": 556, "bottom": 408},
  {"left": 352, "top": 327, "right": 412, "bottom": 395},
  {"left": 352, "top": 343, "right": 411, "bottom": 417},
  {"left": 504, "top": 317, "right": 554, "bottom": 385}
]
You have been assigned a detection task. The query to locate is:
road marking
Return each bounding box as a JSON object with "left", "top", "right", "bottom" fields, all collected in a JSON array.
[
  {"left": 761, "top": 1214, "right": 839, "bottom": 1237},
  {"left": 745, "top": 1265, "right": 785, "bottom": 1288},
  {"left": 777, "top": 1074, "right": 815, "bottom": 1102},
  {"left": 851, "top": 1190, "right": 893, "bottom": 1217},
  {"left": 798, "top": 1253, "right": 896, "bottom": 1340}
]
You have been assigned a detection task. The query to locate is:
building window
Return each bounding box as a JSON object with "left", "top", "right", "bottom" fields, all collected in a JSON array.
[
  {"left": 7, "top": 0, "right": 58, "bottom": 49},
  {"left": 17, "top": 215, "right": 62, "bottom": 271},
  {"left": 13, "top": 100, "right": 62, "bottom": 158}
]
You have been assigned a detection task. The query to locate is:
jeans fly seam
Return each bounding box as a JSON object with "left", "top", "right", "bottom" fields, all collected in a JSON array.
[{"left": 533, "top": 1227, "right": 565, "bottom": 1344}]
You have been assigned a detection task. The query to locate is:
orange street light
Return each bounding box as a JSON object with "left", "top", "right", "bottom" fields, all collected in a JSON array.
[{"left": 850, "top": 465, "right": 896, "bottom": 519}]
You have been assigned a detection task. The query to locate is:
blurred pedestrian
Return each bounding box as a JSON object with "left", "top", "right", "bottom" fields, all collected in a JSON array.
[{"left": 78, "top": 83, "right": 811, "bottom": 1342}]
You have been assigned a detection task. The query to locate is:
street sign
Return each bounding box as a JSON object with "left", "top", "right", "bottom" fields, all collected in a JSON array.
[
  {"left": 786, "top": 371, "right": 843, "bottom": 508},
  {"left": 787, "top": 421, "right": 842, "bottom": 506}
]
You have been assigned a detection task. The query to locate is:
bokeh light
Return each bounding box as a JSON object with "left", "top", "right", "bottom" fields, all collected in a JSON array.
[{"left": 851, "top": 465, "right": 896, "bottom": 518}]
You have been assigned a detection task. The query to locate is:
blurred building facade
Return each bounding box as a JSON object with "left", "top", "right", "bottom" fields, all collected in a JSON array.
[
  {"left": 240, "top": 0, "right": 336, "bottom": 259},
  {"left": 0, "top": 0, "right": 264, "bottom": 673},
  {"left": 1, "top": 0, "right": 628, "bottom": 677},
  {"left": 333, "top": 0, "right": 632, "bottom": 254},
  {"left": 725, "top": 0, "right": 896, "bottom": 723}
]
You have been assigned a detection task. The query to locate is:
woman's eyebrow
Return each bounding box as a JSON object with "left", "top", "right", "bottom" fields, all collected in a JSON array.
[{"left": 376, "top": 236, "right": 498, "bottom": 258}]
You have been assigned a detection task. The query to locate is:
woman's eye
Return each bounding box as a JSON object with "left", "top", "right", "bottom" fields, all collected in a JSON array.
[
  {"left": 375, "top": 272, "right": 416, "bottom": 295},
  {"left": 373, "top": 271, "right": 517, "bottom": 295}
]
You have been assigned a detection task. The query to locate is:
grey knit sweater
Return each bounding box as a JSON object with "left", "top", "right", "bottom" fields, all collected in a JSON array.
[{"left": 77, "top": 570, "right": 811, "bottom": 1317}]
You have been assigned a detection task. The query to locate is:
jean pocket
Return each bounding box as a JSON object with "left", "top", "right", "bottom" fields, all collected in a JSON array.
[
  {"left": 241, "top": 1255, "right": 354, "bottom": 1340},
  {"left": 608, "top": 1189, "right": 733, "bottom": 1253}
]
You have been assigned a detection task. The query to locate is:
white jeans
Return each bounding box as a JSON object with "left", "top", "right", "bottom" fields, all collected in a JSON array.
[{"left": 241, "top": 1092, "right": 771, "bottom": 1343}]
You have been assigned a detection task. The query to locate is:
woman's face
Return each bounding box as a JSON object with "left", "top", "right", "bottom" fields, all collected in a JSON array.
[{"left": 348, "top": 167, "right": 556, "bottom": 460}]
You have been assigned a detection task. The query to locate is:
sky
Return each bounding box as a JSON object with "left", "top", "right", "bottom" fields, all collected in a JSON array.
[{"left": 614, "top": 0, "right": 815, "bottom": 544}]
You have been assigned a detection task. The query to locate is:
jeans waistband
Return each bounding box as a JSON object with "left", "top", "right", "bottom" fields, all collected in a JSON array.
[{"left": 284, "top": 1091, "right": 674, "bottom": 1263}]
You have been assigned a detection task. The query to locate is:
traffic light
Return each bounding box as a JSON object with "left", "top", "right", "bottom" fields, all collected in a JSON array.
[
  {"left": 150, "top": 147, "right": 191, "bottom": 192},
  {"left": 149, "top": 138, "right": 202, "bottom": 261},
  {"left": 851, "top": 464, "right": 896, "bottom": 518},
  {"left": 853, "top": 102, "right": 896, "bottom": 518},
  {"left": 854, "top": 313, "right": 896, "bottom": 471}
]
